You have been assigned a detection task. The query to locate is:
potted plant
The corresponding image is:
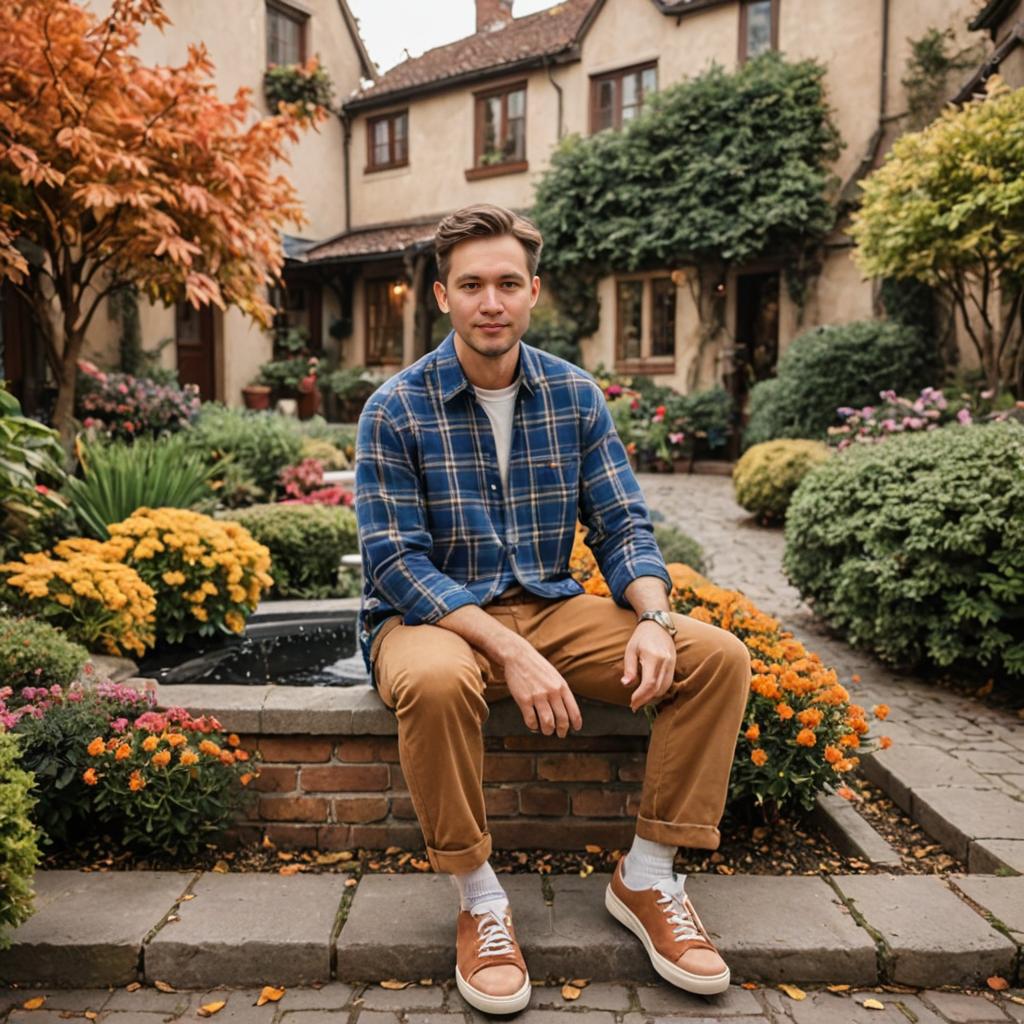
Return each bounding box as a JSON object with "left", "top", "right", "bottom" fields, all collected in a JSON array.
[
  {"left": 324, "top": 367, "right": 381, "bottom": 422},
  {"left": 242, "top": 380, "right": 272, "bottom": 411},
  {"left": 295, "top": 360, "right": 321, "bottom": 420}
]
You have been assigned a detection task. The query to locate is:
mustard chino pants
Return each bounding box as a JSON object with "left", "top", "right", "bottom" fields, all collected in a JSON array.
[{"left": 370, "top": 587, "right": 753, "bottom": 874}]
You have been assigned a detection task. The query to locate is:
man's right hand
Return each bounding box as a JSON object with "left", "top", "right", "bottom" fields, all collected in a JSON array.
[{"left": 502, "top": 639, "right": 583, "bottom": 738}]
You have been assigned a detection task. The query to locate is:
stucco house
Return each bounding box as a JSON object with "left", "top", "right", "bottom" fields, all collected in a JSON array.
[{"left": 291, "top": 0, "right": 981, "bottom": 415}]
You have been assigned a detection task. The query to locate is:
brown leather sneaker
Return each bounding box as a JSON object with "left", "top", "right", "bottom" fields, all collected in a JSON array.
[
  {"left": 454, "top": 905, "right": 531, "bottom": 1014},
  {"left": 605, "top": 855, "right": 730, "bottom": 995}
]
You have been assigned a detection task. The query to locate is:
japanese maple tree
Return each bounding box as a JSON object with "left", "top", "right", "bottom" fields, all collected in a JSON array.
[{"left": 0, "top": 0, "right": 325, "bottom": 442}]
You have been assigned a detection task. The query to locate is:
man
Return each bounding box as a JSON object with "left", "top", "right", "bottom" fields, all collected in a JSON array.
[{"left": 355, "top": 204, "right": 752, "bottom": 1014}]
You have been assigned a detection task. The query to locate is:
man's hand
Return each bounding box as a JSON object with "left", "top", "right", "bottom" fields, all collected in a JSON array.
[
  {"left": 622, "top": 621, "right": 678, "bottom": 713},
  {"left": 503, "top": 638, "right": 583, "bottom": 738}
]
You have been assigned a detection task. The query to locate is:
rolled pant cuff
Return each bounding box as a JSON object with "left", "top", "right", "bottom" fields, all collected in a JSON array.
[
  {"left": 636, "top": 815, "right": 721, "bottom": 851},
  {"left": 427, "top": 831, "right": 492, "bottom": 874}
]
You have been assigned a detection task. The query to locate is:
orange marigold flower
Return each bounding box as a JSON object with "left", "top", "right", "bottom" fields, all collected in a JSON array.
[
  {"left": 688, "top": 606, "right": 713, "bottom": 624},
  {"left": 836, "top": 786, "right": 856, "bottom": 800},
  {"left": 82, "top": 767, "right": 99, "bottom": 785},
  {"left": 234, "top": 749, "right": 250, "bottom": 762},
  {"left": 87, "top": 737, "right": 105, "bottom": 757},
  {"left": 166, "top": 732, "right": 187, "bottom": 747},
  {"left": 872, "top": 703, "right": 890, "bottom": 720},
  {"left": 115, "top": 743, "right": 132, "bottom": 761},
  {"left": 878, "top": 736, "right": 893, "bottom": 750},
  {"left": 839, "top": 733, "right": 860, "bottom": 748},
  {"left": 750, "top": 748, "right": 768, "bottom": 766},
  {"left": 129, "top": 770, "right": 145, "bottom": 792},
  {"left": 219, "top": 749, "right": 236, "bottom": 765},
  {"left": 836, "top": 758, "right": 854, "bottom": 772},
  {"left": 227, "top": 733, "right": 240, "bottom": 747},
  {"left": 199, "top": 739, "right": 221, "bottom": 756},
  {"left": 240, "top": 772, "right": 253, "bottom": 785},
  {"left": 142, "top": 734, "right": 159, "bottom": 752},
  {"left": 851, "top": 718, "right": 870, "bottom": 735},
  {"left": 106, "top": 736, "right": 120, "bottom": 750},
  {"left": 851, "top": 674, "right": 861, "bottom": 683},
  {"left": 796, "top": 727, "right": 817, "bottom": 747},
  {"left": 745, "top": 723, "right": 760, "bottom": 741},
  {"left": 180, "top": 748, "right": 199, "bottom": 766},
  {"left": 824, "top": 745, "right": 843, "bottom": 764},
  {"left": 797, "top": 708, "right": 823, "bottom": 728},
  {"left": 775, "top": 702, "right": 794, "bottom": 720},
  {"left": 151, "top": 749, "right": 171, "bottom": 768}
]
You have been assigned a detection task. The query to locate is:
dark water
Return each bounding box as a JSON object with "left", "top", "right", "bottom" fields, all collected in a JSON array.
[{"left": 138, "top": 613, "right": 369, "bottom": 687}]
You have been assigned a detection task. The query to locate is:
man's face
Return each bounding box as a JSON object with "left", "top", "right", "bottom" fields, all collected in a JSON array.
[{"left": 433, "top": 234, "right": 541, "bottom": 359}]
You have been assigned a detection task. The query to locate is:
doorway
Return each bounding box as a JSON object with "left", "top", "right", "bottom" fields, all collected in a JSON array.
[
  {"left": 175, "top": 302, "right": 217, "bottom": 400},
  {"left": 731, "top": 271, "right": 780, "bottom": 422}
]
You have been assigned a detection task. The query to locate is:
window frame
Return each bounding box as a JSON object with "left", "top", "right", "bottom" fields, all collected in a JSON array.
[
  {"left": 364, "top": 276, "right": 406, "bottom": 366},
  {"left": 365, "top": 109, "right": 410, "bottom": 173},
  {"left": 467, "top": 79, "right": 528, "bottom": 180},
  {"left": 614, "top": 273, "right": 677, "bottom": 373},
  {"left": 739, "top": 0, "right": 780, "bottom": 63},
  {"left": 266, "top": 0, "right": 308, "bottom": 67},
  {"left": 589, "top": 61, "right": 658, "bottom": 134}
]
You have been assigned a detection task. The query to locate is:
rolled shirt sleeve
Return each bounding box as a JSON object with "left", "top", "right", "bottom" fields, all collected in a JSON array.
[
  {"left": 577, "top": 386, "right": 672, "bottom": 608},
  {"left": 355, "top": 398, "right": 480, "bottom": 625}
]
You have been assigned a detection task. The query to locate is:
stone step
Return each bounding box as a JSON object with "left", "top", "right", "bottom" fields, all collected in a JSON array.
[{"left": 2, "top": 870, "right": 1021, "bottom": 990}]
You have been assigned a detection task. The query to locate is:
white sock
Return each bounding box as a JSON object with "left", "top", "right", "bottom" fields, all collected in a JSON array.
[
  {"left": 621, "top": 834, "right": 678, "bottom": 891},
  {"left": 451, "top": 860, "right": 509, "bottom": 916}
]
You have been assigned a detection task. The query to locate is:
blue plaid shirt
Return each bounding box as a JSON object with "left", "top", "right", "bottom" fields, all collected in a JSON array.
[{"left": 354, "top": 331, "right": 671, "bottom": 676}]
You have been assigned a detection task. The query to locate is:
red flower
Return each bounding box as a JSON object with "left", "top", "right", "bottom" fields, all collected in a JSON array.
[{"left": 34, "top": 484, "right": 50, "bottom": 495}]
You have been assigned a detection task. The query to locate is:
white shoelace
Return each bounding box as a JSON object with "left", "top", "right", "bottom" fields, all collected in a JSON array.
[
  {"left": 653, "top": 877, "right": 703, "bottom": 943},
  {"left": 475, "top": 908, "right": 515, "bottom": 957}
]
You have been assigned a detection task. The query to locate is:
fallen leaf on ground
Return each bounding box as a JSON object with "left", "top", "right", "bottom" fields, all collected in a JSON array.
[
  {"left": 277, "top": 852, "right": 294, "bottom": 862},
  {"left": 862, "top": 998, "right": 885, "bottom": 1010},
  {"left": 344, "top": 878, "right": 358, "bottom": 887},
  {"left": 385, "top": 845, "right": 402, "bottom": 855},
  {"left": 1008, "top": 994, "right": 1024, "bottom": 1005},
  {"left": 181, "top": 894, "right": 196, "bottom": 901},
  {"left": 197, "top": 1001, "right": 226, "bottom": 1017},
  {"left": 411, "top": 858, "right": 430, "bottom": 871},
  {"left": 154, "top": 980, "right": 175, "bottom": 993},
  {"left": 826, "top": 984, "right": 850, "bottom": 992},
  {"left": 585, "top": 844, "right": 602, "bottom": 854},
  {"left": 380, "top": 980, "right": 410, "bottom": 990},
  {"left": 987, "top": 975, "right": 1009, "bottom": 991},
  {"left": 212, "top": 860, "right": 229, "bottom": 873},
  {"left": 262, "top": 835, "right": 275, "bottom": 848},
  {"left": 124, "top": 983, "right": 141, "bottom": 992},
  {"left": 314, "top": 851, "right": 351, "bottom": 865},
  {"left": 569, "top": 978, "right": 589, "bottom": 988},
  {"left": 22, "top": 997, "right": 45, "bottom": 1009},
  {"left": 778, "top": 984, "right": 806, "bottom": 1000},
  {"left": 256, "top": 986, "right": 285, "bottom": 1006},
  {"left": 740, "top": 982, "right": 759, "bottom": 990},
  {"left": 561, "top": 984, "right": 581, "bottom": 1001},
  {"left": 84, "top": 1013, "right": 99, "bottom": 1020},
  {"left": 419, "top": 979, "right": 433, "bottom": 986},
  {"left": 279, "top": 864, "right": 302, "bottom": 876},
  {"left": 579, "top": 863, "right": 594, "bottom": 878}
]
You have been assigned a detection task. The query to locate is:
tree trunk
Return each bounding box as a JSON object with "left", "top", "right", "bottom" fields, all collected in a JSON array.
[{"left": 53, "top": 328, "right": 85, "bottom": 453}]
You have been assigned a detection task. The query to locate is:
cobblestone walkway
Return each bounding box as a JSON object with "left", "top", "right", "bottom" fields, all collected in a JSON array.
[
  {"left": 5, "top": 979, "right": 1024, "bottom": 1023},
  {"left": 642, "top": 472, "right": 1024, "bottom": 869}
]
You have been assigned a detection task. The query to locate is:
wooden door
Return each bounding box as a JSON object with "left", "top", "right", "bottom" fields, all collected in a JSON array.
[{"left": 175, "top": 302, "right": 216, "bottom": 400}]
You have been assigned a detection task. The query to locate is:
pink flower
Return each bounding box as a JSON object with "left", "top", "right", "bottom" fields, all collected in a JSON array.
[
  {"left": 957, "top": 408, "right": 972, "bottom": 425},
  {"left": 606, "top": 384, "right": 623, "bottom": 398},
  {"left": 35, "top": 484, "right": 49, "bottom": 495},
  {"left": 118, "top": 383, "right": 129, "bottom": 395},
  {"left": 110, "top": 717, "right": 129, "bottom": 733}
]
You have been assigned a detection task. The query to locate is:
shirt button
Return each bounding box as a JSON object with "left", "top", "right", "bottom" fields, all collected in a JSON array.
[{"left": 490, "top": 484, "right": 497, "bottom": 491}]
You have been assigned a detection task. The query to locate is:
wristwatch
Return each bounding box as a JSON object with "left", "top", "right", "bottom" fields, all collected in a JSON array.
[{"left": 638, "top": 609, "right": 677, "bottom": 636}]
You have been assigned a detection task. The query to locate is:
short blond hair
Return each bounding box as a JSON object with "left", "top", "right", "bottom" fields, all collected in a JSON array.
[{"left": 434, "top": 204, "right": 543, "bottom": 284}]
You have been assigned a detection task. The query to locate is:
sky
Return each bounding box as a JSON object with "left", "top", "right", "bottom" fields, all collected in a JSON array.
[{"left": 347, "top": 0, "right": 562, "bottom": 75}]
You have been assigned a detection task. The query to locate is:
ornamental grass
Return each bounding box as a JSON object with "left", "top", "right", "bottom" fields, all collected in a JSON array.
[
  {"left": 0, "top": 547, "right": 156, "bottom": 657},
  {"left": 93, "top": 507, "right": 273, "bottom": 643},
  {"left": 570, "top": 525, "right": 891, "bottom": 814}
]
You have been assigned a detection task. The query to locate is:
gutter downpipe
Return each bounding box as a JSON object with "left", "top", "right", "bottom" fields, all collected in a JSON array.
[
  {"left": 543, "top": 52, "right": 564, "bottom": 141},
  {"left": 340, "top": 107, "right": 352, "bottom": 233}
]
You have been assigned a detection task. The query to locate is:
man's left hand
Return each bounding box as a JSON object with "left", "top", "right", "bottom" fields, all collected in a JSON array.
[{"left": 622, "top": 620, "right": 678, "bottom": 713}]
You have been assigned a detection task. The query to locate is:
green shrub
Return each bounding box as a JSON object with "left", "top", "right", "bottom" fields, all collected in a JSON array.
[
  {"left": 734, "top": 440, "right": 830, "bottom": 523},
  {"left": 0, "top": 616, "right": 89, "bottom": 692},
  {"left": 742, "top": 321, "right": 937, "bottom": 449},
  {"left": 66, "top": 434, "right": 219, "bottom": 539},
  {"left": 524, "top": 306, "right": 582, "bottom": 365},
  {"left": 187, "top": 405, "right": 303, "bottom": 497},
  {"left": 783, "top": 422, "right": 1024, "bottom": 684},
  {"left": 299, "top": 436, "right": 349, "bottom": 470},
  {"left": 0, "top": 729, "right": 40, "bottom": 950},
  {"left": 653, "top": 525, "right": 706, "bottom": 575},
  {"left": 221, "top": 504, "right": 358, "bottom": 599}
]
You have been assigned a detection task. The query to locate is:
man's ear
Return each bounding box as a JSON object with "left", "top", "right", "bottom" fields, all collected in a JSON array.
[{"left": 432, "top": 279, "right": 449, "bottom": 313}]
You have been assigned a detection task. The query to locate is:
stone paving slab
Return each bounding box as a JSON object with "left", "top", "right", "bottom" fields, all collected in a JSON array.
[
  {"left": 0, "top": 870, "right": 194, "bottom": 988},
  {"left": 759, "top": 986, "right": 947, "bottom": 1023},
  {"left": 859, "top": 746, "right": 995, "bottom": 815},
  {"left": 831, "top": 874, "right": 1017, "bottom": 987},
  {"left": 912, "top": 787, "right": 1024, "bottom": 862},
  {"left": 971, "top": 840, "right": 1024, "bottom": 876},
  {"left": 808, "top": 793, "right": 902, "bottom": 869},
  {"left": 949, "top": 875, "right": 1024, "bottom": 952},
  {"left": 145, "top": 873, "right": 345, "bottom": 988}
]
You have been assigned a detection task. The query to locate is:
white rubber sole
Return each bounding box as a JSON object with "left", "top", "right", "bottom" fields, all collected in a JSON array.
[
  {"left": 455, "top": 965, "right": 532, "bottom": 1015},
  {"left": 605, "top": 884, "right": 731, "bottom": 996}
]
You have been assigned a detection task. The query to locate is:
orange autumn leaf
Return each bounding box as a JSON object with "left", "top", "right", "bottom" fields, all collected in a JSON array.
[
  {"left": 561, "top": 984, "right": 581, "bottom": 1001},
  {"left": 197, "top": 1000, "right": 226, "bottom": 1017},
  {"left": 255, "top": 986, "right": 285, "bottom": 1005},
  {"left": 380, "top": 980, "right": 411, "bottom": 990},
  {"left": 987, "top": 975, "right": 1009, "bottom": 991},
  {"left": 22, "top": 996, "right": 46, "bottom": 1009}
]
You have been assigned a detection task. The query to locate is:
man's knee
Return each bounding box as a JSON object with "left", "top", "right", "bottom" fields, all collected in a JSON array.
[
  {"left": 674, "top": 620, "right": 751, "bottom": 695},
  {"left": 385, "top": 630, "right": 484, "bottom": 714}
]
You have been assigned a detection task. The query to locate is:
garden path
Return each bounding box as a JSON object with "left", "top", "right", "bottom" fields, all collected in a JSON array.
[{"left": 641, "top": 473, "right": 1024, "bottom": 870}]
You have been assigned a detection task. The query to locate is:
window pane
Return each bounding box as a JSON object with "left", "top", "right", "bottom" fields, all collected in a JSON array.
[
  {"left": 507, "top": 88, "right": 525, "bottom": 119},
  {"left": 746, "top": 0, "right": 773, "bottom": 57},
  {"left": 481, "top": 95, "right": 501, "bottom": 162},
  {"left": 622, "top": 72, "right": 639, "bottom": 111},
  {"left": 266, "top": 6, "right": 303, "bottom": 65},
  {"left": 367, "top": 280, "right": 404, "bottom": 362},
  {"left": 506, "top": 113, "right": 525, "bottom": 161},
  {"left": 393, "top": 113, "right": 407, "bottom": 143},
  {"left": 595, "top": 78, "right": 616, "bottom": 130},
  {"left": 641, "top": 66, "right": 657, "bottom": 96},
  {"left": 651, "top": 278, "right": 676, "bottom": 358},
  {"left": 617, "top": 281, "right": 643, "bottom": 361}
]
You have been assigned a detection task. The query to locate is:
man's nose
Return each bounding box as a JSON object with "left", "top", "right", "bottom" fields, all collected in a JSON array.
[{"left": 479, "top": 287, "right": 504, "bottom": 312}]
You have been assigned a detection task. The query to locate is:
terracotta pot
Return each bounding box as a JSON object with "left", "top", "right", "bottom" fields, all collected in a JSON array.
[
  {"left": 242, "top": 385, "right": 272, "bottom": 411},
  {"left": 672, "top": 454, "right": 696, "bottom": 475},
  {"left": 296, "top": 386, "right": 321, "bottom": 420}
]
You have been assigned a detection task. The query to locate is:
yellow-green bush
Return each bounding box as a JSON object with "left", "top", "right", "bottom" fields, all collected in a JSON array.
[
  {"left": 299, "top": 437, "right": 349, "bottom": 470},
  {"left": 733, "top": 440, "right": 830, "bottom": 523}
]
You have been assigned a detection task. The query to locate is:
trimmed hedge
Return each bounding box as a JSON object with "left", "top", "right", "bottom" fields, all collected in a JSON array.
[
  {"left": 743, "top": 321, "right": 937, "bottom": 449},
  {"left": 0, "top": 615, "right": 89, "bottom": 692},
  {"left": 221, "top": 504, "right": 359, "bottom": 599},
  {"left": 783, "top": 422, "right": 1024, "bottom": 684},
  {"left": 0, "top": 729, "right": 40, "bottom": 950},
  {"left": 653, "top": 524, "right": 707, "bottom": 575},
  {"left": 733, "top": 439, "right": 830, "bottom": 523}
]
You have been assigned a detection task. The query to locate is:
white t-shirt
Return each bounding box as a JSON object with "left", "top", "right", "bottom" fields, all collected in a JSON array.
[{"left": 473, "top": 376, "right": 521, "bottom": 494}]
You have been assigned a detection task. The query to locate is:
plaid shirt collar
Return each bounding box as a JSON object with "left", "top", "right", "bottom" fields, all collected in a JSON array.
[{"left": 434, "top": 331, "right": 539, "bottom": 403}]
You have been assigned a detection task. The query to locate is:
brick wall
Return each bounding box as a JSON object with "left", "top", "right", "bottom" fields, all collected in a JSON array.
[{"left": 230, "top": 732, "right": 650, "bottom": 851}]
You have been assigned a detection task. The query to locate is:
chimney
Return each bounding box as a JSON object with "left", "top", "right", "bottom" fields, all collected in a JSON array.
[{"left": 476, "top": 0, "right": 514, "bottom": 32}]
